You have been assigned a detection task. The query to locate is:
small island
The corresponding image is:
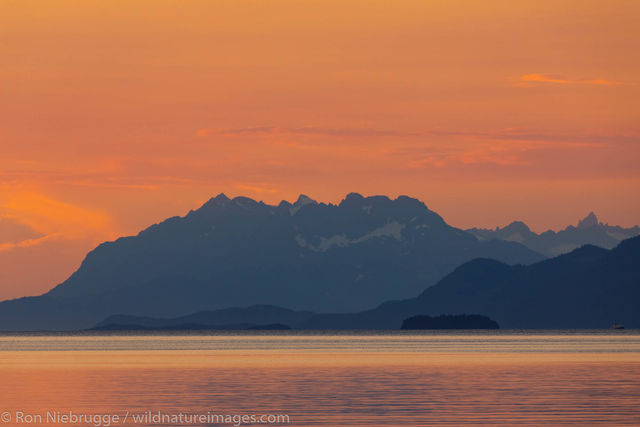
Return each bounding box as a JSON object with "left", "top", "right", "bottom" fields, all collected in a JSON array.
[{"left": 401, "top": 314, "right": 499, "bottom": 330}]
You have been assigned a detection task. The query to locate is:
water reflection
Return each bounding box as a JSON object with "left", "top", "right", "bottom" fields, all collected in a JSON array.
[{"left": 0, "top": 333, "right": 638, "bottom": 426}]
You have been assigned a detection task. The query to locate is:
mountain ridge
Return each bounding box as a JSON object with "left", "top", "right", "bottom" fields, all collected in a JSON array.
[
  {"left": 468, "top": 212, "right": 640, "bottom": 257},
  {"left": 0, "top": 192, "right": 544, "bottom": 331},
  {"left": 300, "top": 235, "right": 640, "bottom": 329},
  {"left": 89, "top": 236, "right": 640, "bottom": 331}
]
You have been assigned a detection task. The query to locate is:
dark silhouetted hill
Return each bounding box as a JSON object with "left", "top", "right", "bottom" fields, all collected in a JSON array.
[
  {"left": 91, "top": 236, "right": 640, "bottom": 330},
  {"left": 300, "top": 235, "right": 640, "bottom": 329},
  {"left": 92, "top": 305, "right": 313, "bottom": 330},
  {"left": 91, "top": 322, "right": 291, "bottom": 331}
]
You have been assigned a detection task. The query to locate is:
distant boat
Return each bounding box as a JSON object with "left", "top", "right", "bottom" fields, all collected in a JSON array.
[{"left": 610, "top": 324, "right": 625, "bottom": 330}]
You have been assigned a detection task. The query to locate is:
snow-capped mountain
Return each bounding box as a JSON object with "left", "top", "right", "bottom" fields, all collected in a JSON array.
[
  {"left": 468, "top": 213, "right": 640, "bottom": 257},
  {"left": 0, "top": 193, "right": 543, "bottom": 330}
]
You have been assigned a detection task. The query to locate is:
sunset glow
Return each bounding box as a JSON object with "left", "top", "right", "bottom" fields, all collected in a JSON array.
[{"left": 1, "top": 0, "right": 638, "bottom": 299}]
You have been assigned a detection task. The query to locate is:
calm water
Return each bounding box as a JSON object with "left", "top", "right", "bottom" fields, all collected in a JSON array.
[{"left": 0, "top": 331, "right": 639, "bottom": 426}]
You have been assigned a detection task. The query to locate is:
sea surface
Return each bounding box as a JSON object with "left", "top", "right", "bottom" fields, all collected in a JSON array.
[{"left": 0, "top": 330, "right": 639, "bottom": 426}]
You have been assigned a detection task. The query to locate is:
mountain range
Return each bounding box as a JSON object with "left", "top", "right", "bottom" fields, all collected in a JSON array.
[
  {"left": 1, "top": 193, "right": 544, "bottom": 331},
  {"left": 299, "top": 235, "right": 640, "bottom": 329},
  {"left": 93, "top": 235, "right": 640, "bottom": 330},
  {"left": 0, "top": 193, "right": 637, "bottom": 331},
  {"left": 468, "top": 212, "right": 640, "bottom": 257}
]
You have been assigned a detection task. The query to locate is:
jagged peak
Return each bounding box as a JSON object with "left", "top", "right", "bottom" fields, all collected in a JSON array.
[
  {"left": 338, "top": 193, "right": 437, "bottom": 219},
  {"left": 213, "top": 192, "right": 229, "bottom": 201},
  {"left": 290, "top": 194, "right": 317, "bottom": 215},
  {"left": 342, "top": 192, "right": 365, "bottom": 203},
  {"left": 395, "top": 195, "right": 428, "bottom": 209},
  {"left": 200, "top": 193, "right": 230, "bottom": 209},
  {"left": 339, "top": 192, "right": 393, "bottom": 207},
  {"left": 578, "top": 212, "right": 599, "bottom": 229},
  {"left": 295, "top": 194, "right": 317, "bottom": 205},
  {"left": 503, "top": 221, "right": 531, "bottom": 233},
  {"left": 232, "top": 196, "right": 261, "bottom": 209}
]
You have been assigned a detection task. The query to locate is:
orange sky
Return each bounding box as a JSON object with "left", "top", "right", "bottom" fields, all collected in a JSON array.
[{"left": 1, "top": 0, "right": 639, "bottom": 299}]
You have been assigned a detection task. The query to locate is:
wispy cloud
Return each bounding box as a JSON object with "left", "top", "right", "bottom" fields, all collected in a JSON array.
[
  {"left": 1, "top": 192, "right": 113, "bottom": 240},
  {"left": 405, "top": 137, "right": 606, "bottom": 169},
  {"left": 197, "top": 125, "right": 637, "bottom": 147},
  {"left": 520, "top": 74, "right": 571, "bottom": 84},
  {"left": 0, "top": 217, "right": 44, "bottom": 245},
  {"left": 197, "top": 126, "right": 422, "bottom": 138},
  {"left": 516, "top": 73, "right": 624, "bottom": 87},
  {"left": 0, "top": 169, "right": 198, "bottom": 191},
  {"left": 0, "top": 233, "right": 60, "bottom": 252},
  {"left": 407, "top": 146, "right": 524, "bottom": 169}
]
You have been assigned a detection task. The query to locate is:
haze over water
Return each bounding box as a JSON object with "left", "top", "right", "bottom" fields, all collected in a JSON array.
[{"left": 0, "top": 331, "right": 639, "bottom": 426}]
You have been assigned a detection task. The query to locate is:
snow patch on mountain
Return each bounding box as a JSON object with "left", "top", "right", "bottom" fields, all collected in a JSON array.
[
  {"left": 290, "top": 195, "right": 317, "bottom": 215},
  {"left": 296, "top": 221, "right": 406, "bottom": 252}
]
